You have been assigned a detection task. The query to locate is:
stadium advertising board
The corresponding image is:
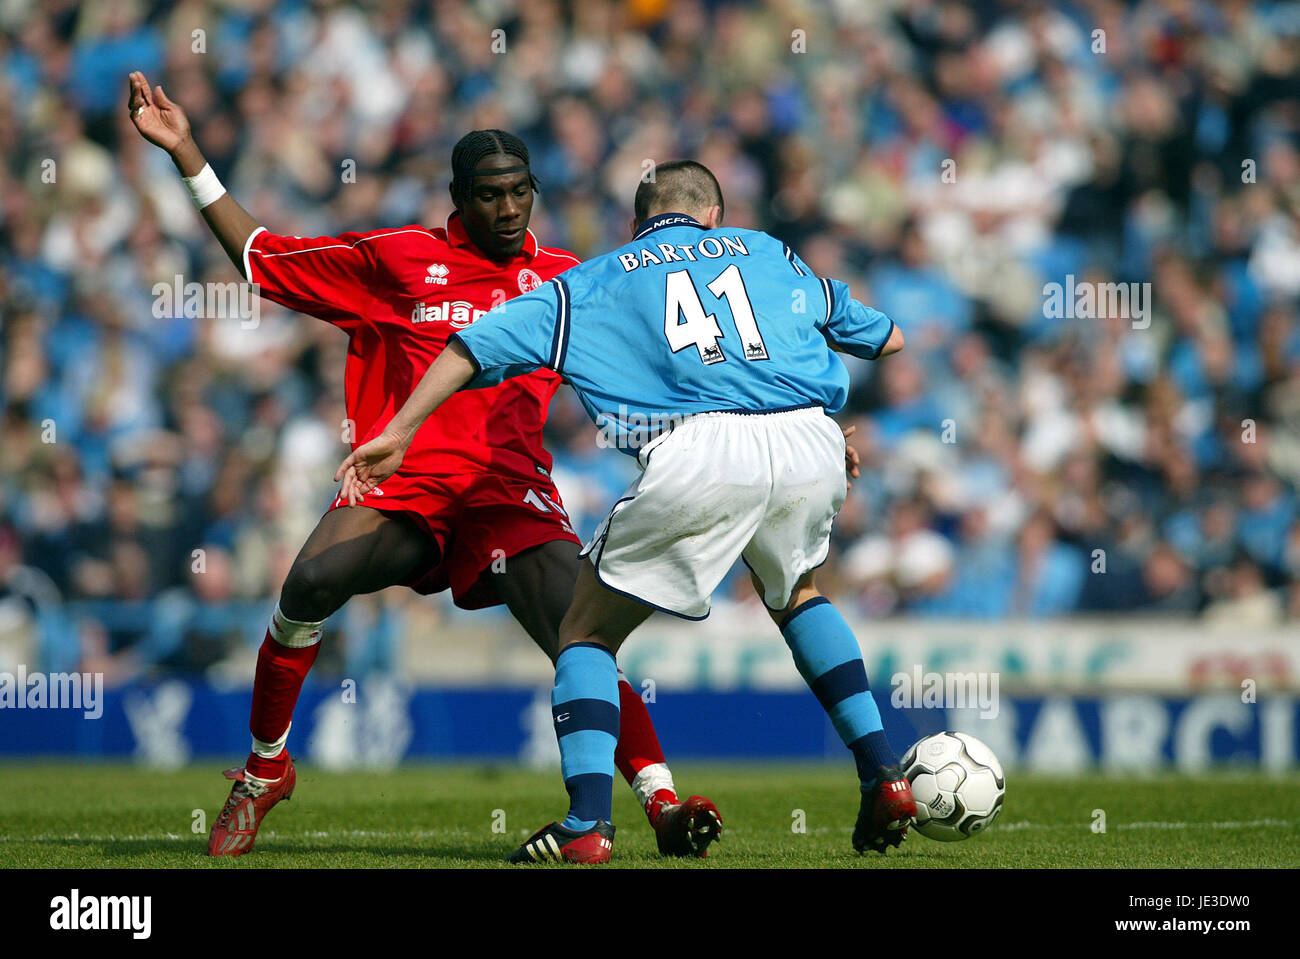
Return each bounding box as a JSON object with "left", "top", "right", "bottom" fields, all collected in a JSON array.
[{"left": 2, "top": 679, "right": 1294, "bottom": 772}]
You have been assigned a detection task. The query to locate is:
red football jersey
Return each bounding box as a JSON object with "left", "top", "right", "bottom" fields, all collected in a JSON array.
[{"left": 243, "top": 213, "right": 581, "bottom": 482}]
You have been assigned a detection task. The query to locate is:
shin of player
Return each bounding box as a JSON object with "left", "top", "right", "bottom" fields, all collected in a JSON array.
[
  {"left": 246, "top": 605, "right": 324, "bottom": 781},
  {"left": 203, "top": 604, "right": 320, "bottom": 856}
]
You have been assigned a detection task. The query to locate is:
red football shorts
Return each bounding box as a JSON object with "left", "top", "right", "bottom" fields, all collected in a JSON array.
[{"left": 327, "top": 465, "right": 580, "bottom": 609}]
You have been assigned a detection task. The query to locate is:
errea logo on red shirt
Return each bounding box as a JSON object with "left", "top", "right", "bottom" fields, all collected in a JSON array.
[
  {"left": 411, "top": 300, "right": 486, "bottom": 328},
  {"left": 425, "top": 263, "right": 450, "bottom": 285}
]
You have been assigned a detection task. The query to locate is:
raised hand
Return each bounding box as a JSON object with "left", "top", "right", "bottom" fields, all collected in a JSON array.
[
  {"left": 127, "top": 70, "right": 191, "bottom": 154},
  {"left": 333, "top": 431, "right": 411, "bottom": 506}
]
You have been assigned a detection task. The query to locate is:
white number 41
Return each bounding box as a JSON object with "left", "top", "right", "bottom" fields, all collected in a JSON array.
[{"left": 664, "top": 265, "right": 769, "bottom": 365}]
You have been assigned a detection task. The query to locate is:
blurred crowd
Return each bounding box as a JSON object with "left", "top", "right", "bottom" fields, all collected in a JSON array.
[{"left": 2, "top": 0, "right": 1299, "bottom": 678}]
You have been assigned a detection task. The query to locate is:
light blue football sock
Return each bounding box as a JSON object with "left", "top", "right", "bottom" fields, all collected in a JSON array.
[
  {"left": 552, "top": 642, "right": 620, "bottom": 830},
  {"left": 780, "top": 597, "right": 897, "bottom": 787}
]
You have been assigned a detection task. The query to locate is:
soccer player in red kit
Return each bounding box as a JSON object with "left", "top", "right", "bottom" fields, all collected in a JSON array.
[{"left": 126, "top": 71, "right": 721, "bottom": 858}]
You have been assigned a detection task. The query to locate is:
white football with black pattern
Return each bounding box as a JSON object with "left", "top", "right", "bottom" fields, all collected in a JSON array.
[{"left": 901, "top": 731, "right": 1006, "bottom": 841}]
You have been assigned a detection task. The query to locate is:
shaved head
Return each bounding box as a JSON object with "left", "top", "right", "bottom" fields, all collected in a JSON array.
[{"left": 634, "top": 160, "right": 725, "bottom": 227}]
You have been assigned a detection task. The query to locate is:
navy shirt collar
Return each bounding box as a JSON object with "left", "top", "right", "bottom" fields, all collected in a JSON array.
[{"left": 633, "top": 213, "right": 705, "bottom": 241}]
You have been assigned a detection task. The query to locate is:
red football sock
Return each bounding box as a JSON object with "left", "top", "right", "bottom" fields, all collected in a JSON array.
[
  {"left": 614, "top": 676, "right": 673, "bottom": 796},
  {"left": 246, "top": 628, "right": 320, "bottom": 780}
]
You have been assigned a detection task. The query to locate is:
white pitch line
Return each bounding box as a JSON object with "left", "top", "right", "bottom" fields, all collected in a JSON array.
[
  {"left": 975, "top": 819, "right": 1294, "bottom": 832},
  {"left": 1, "top": 819, "right": 1294, "bottom": 844},
  {"left": 798, "top": 818, "right": 1296, "bottom": 835},
  {"left": 1114, "top": 818, "right": 1294, "bottom": 831},
  {"left": 0, "top": 829, "right": 451, "bottom": 842}
]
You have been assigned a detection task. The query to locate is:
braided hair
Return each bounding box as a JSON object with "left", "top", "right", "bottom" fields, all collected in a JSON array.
[{"left": 450, "top": 129, "right": 540, "bottom": 206}]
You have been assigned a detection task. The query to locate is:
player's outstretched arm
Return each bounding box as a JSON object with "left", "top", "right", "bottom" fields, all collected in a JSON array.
[
  {"left": 127, "top": 71, "right": 262, "bottom": 277},
  {"left": 332, "top": 339, "right": 479, "bottom": 505}
]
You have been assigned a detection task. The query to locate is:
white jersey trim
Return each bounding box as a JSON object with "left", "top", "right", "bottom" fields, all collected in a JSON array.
[
  {"left": 246, "top": 228, "right": 439, "bottom": 273},
  {"left": 534, "top": 243, "right": 581, "bottom": 266},
  {"left": 242, "top": 226, "right": 267, "bottom": 282}
]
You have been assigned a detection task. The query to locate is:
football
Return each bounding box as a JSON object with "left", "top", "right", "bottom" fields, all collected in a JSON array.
[{"left": 901, "top": 732, "right": 1006, "bottom": 841}]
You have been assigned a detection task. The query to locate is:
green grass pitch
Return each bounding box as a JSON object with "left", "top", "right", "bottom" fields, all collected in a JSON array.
[{"left": 1, "top": 761, "right": 1296, "bottom": 868}]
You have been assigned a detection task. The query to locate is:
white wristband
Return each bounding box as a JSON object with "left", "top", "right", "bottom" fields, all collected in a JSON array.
[{"left": 183, "top": 163, "right": 226, "bottom": 209}]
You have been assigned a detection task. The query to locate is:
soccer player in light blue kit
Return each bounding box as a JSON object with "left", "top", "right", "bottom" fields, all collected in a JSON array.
[{"left": 336, "top": 161, "right": 912, "bottom": 863}]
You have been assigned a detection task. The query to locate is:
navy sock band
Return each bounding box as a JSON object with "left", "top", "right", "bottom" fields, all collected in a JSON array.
[
  {"left": 562, "top": 641, "right": 617, "bottom": 658},
  {"left": 809, "top": 660, "right": 871, "bottom": 713}
]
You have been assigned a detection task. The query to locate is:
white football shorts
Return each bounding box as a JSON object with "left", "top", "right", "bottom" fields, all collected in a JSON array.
[{"left": 580, "top": 405, "right": 847, "bottom": 619}]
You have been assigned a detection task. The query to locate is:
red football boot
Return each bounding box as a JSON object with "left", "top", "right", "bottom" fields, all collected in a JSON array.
[
  {"left": 508, "top": 820, "right": 615, "bottom": 864},
  {"left": 207, "top": 753, "right": 297, "bottom": 857},
  {"left": 852, "top": 764, "right": 917, "bottom": 854},
  {"left": 648, "top": 790, "right": 723, "bottom": 858}
]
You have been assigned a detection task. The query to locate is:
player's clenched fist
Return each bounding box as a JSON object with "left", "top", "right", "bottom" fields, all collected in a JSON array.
[
  {"left": 126, "top": 70, "right": 190, "bottom": 153},
  {"left": 334, "top": 431, "right": 412, "bottom": 506}
]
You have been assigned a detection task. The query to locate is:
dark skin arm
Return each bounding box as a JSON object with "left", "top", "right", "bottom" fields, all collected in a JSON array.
[{"left": 127, "top": 71, "right": 262, "bottom": 277}]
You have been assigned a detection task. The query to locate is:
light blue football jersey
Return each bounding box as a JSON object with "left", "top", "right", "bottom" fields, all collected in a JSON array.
[{"left": 451, "top": 213, "right": 895, "bottom": 453}]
